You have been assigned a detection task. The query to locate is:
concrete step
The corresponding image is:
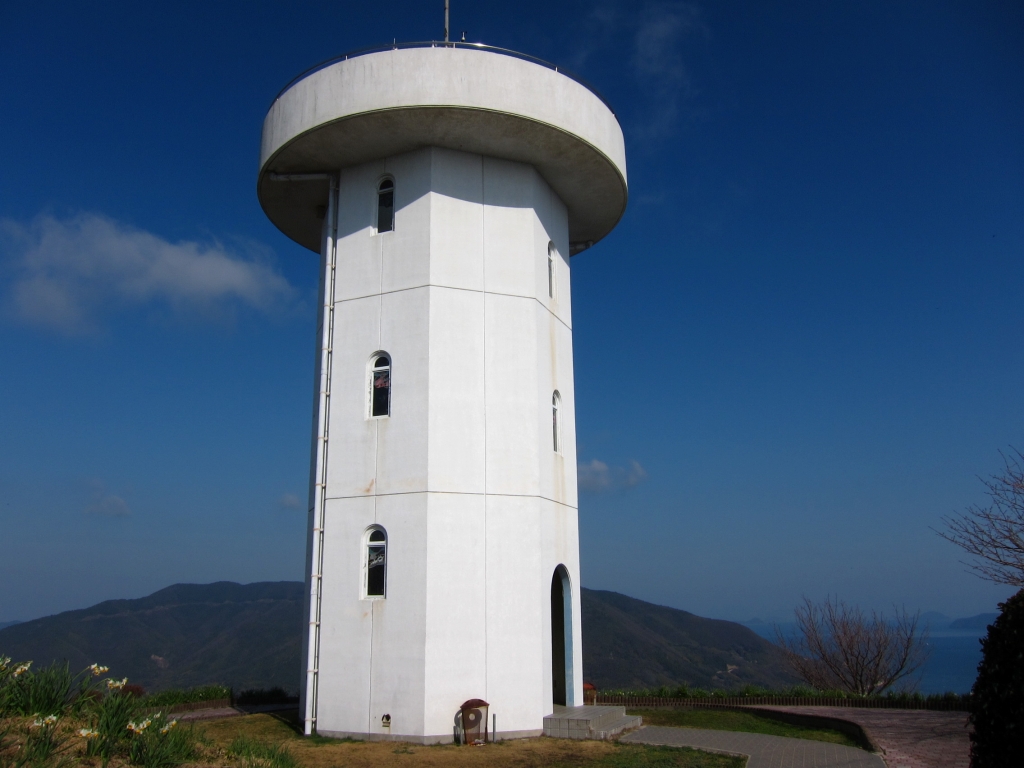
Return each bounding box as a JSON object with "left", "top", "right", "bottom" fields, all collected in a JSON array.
[
  {"left": 543, "top": 705, "right": 642, "bottom": 740},
  {"left": 591, "top": 714, "right": 643, "bottom": 739}
]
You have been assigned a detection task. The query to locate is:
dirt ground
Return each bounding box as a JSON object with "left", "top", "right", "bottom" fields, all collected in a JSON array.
[{"left": 196, "top": 713, "right": 743, "bottom": 768}]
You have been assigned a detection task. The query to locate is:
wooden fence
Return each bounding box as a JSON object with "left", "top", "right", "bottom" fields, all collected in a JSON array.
[
  {"left": 595, "top": 694, "right": 970, "bottom": 712},
  {"left": 142, "top": 698, "right": 233, "bottom": 716}
]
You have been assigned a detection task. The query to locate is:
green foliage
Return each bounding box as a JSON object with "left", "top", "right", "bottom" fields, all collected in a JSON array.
[
  {"left": 124, "top": 713, "right": 200, "bottom": 768},
  {"left": 0, "top": 657, "right": 117, "bottom": 719},
  {"left": 0, "top": 657, "right": 211, "bottom": 768},
  {"left": 138, "top": 685, "right": 231, "bottom": 708},
  {"left": 227, "top": 736, "right": 300, "bottom": 768},
  {"left": 1, "top": 663, "right": 74, "bottom": 717},
  {"left": 89, "top": 690, "right": 140, "bottom": 764},
  {"left": 970, "top": 588, "right": 1024, "bottom": 766}
]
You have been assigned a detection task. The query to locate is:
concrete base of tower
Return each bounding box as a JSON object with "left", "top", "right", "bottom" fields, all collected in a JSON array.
[{"left": 316, "top": 728, "right": 544, "bottom": 745}]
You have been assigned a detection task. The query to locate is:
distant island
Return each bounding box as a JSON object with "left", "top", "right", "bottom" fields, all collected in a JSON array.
[{"left": 948, "top": 613, "right": 998, "bottom": 631}]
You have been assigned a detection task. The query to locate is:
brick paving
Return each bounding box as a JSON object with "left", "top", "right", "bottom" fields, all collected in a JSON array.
[
  {"left": 622, "top": 725, "right": 885, "bottom": 767},
  {"left": 756, "top": 707, "right": 971, "bottom": 768}
]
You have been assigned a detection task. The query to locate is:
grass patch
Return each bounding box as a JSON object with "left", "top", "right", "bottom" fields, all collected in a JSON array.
[
  {"left": 228, "top": 736, "right": 300, "bottom": 768},
  {"left": 198, "top": 713, "right": 743, "bottom": 768},
  {"left": 600, "top": 743, "right": 744, "bottom": 767},
  {"left": 627, "top": 708, "right": 861, "bottom": 748}
]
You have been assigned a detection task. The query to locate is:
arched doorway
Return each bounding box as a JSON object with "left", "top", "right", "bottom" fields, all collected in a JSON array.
[{"left": 550, "top": 566, "right": 574, "bottom": 706}]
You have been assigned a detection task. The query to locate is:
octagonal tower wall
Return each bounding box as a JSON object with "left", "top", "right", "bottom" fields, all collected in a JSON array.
[{"left": 310, "top": 146, "right": 581, "bottom": 741}]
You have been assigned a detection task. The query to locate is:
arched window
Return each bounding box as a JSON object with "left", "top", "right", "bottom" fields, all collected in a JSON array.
[
  {"left": 547, "top": 242, "right": 556, "bottom": 299},
  {"left": 377, "top": 179, "right": 394, "bottom": 233},
  {"left": 364, "top": 528, "right": 387, "bottom": 598},
  {"left": 370, "top": 354, "right": 391, "bottom": 417},
  {"left": 552, "top": 391, "right": 561, "bottom": 453}
]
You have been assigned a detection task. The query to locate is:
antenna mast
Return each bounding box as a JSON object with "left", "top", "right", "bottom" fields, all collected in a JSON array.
[{"left": 444, "top": 0, "right": 449, "bottom": 43}]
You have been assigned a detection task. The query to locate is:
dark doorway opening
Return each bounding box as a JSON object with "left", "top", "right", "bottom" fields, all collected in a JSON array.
[{"left": 551, "top": 567, "right": 567, "bottom": 706}]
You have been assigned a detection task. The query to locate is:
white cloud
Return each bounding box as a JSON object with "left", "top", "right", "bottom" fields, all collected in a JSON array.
[
  {"left": 631, "top": 2, "right": 704, "bottom": 137},
  {"left": 84, "top": 480, "right": 131, "bottom": 517},
  {"left": 623, "top": 459, "right": 649, "bottom": 487},
  {"left": 278, "top": 493, "right": 303, "bottom": 511},
  {"left": 0, "top": 213, "right": 294, "bottom": 334},
  {"left": 579, "top": 459, "right": 613, "bottom": 491},
  {"left": 570, "top": 1, "right": 706, "bottom": 139},
  {"left": 578, "top": 459, "right": 649, "bottom": 493}
]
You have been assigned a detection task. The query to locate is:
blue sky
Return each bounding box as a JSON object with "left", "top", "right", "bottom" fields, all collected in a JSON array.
[{"left": 1, "top": 0, "right": 1021, "bottom": 625}]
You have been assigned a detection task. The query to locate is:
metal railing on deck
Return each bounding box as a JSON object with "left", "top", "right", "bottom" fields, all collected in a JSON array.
[{"left": 270, "top": 41, "right": 616, "bottom": 116}]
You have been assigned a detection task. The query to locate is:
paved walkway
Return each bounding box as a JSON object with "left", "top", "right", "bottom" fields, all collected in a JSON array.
[
  {"left": 175, "top": 704, "right": 297, "bottom": 722},
  {"left": 176, "top": 706, "right": 243, "bottom": 721},
  {"left": 622, "top": 726, "right": 885, "bottom": 768},
  {"left": 757, "top": 707, "right": 971, "bottom": 768}
]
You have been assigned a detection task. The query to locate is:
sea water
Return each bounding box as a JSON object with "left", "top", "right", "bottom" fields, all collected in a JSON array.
[
  {"left": 917, "top": 631, "right": 984, "bottom": 694},
  {"left": 745, "top": 622, "right": 985, "bottom": 695}
]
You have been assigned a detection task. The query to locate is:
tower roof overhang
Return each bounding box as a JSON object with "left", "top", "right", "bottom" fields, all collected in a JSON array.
[{"left": 258, "top": 44, "right": 628, "bottom": 254}]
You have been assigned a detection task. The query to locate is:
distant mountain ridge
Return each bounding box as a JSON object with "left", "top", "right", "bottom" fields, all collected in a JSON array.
[
  {"left": 582, "top": 589, "right": 798, "bottom": 689},
  {"left": 0, "top": 582, "right": 797, "bottom": 692},
  {"left": 0, "top": 582, "right": 303, "bottom": 692}
]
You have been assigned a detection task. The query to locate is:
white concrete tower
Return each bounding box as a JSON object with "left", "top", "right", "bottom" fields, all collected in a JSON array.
[{"left": 258, "top": 43, "right": 627, "bottom": 743}]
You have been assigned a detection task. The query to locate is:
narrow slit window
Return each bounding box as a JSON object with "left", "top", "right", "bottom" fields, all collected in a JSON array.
[
  {"left": 552, "top": 391, "right": 561, "bottom": 453},
  {"left": 371, "top": 355, "right": 391, "bottom": 417},
  {"left": 547, "top": 242, "right": 556, "bottom": 299},
  {"left": 377, "top": 179, "right": 394, "bottom": 233},
  {"left": 366, "top": 528, "right": 387, "bottom": 598}
]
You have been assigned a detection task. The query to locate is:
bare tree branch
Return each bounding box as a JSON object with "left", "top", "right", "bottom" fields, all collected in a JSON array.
[
  {"left": 936, "top": 448, "right": 1024, "bottom": 587},
  {"left": 774, "top": 596, "right": 929, "bottom": 696}
]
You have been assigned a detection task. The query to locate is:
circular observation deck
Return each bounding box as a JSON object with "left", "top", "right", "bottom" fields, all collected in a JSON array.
[{"left": 258, "top": 43, "right": 627, "bottom": 254}]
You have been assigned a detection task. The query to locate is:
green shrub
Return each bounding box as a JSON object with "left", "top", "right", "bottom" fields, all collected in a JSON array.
[
  {"left": 139, "top": 686, "right": 231, "bottom": 708},
  {"left": 970, "top": 588, "right": 1024, "bottom": 766},
  {"left": 235, "top": 688, "right": 296, "bottom": 707},
  {"left": 227, "top": 736, "right": 299, "bottom": 768}
]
